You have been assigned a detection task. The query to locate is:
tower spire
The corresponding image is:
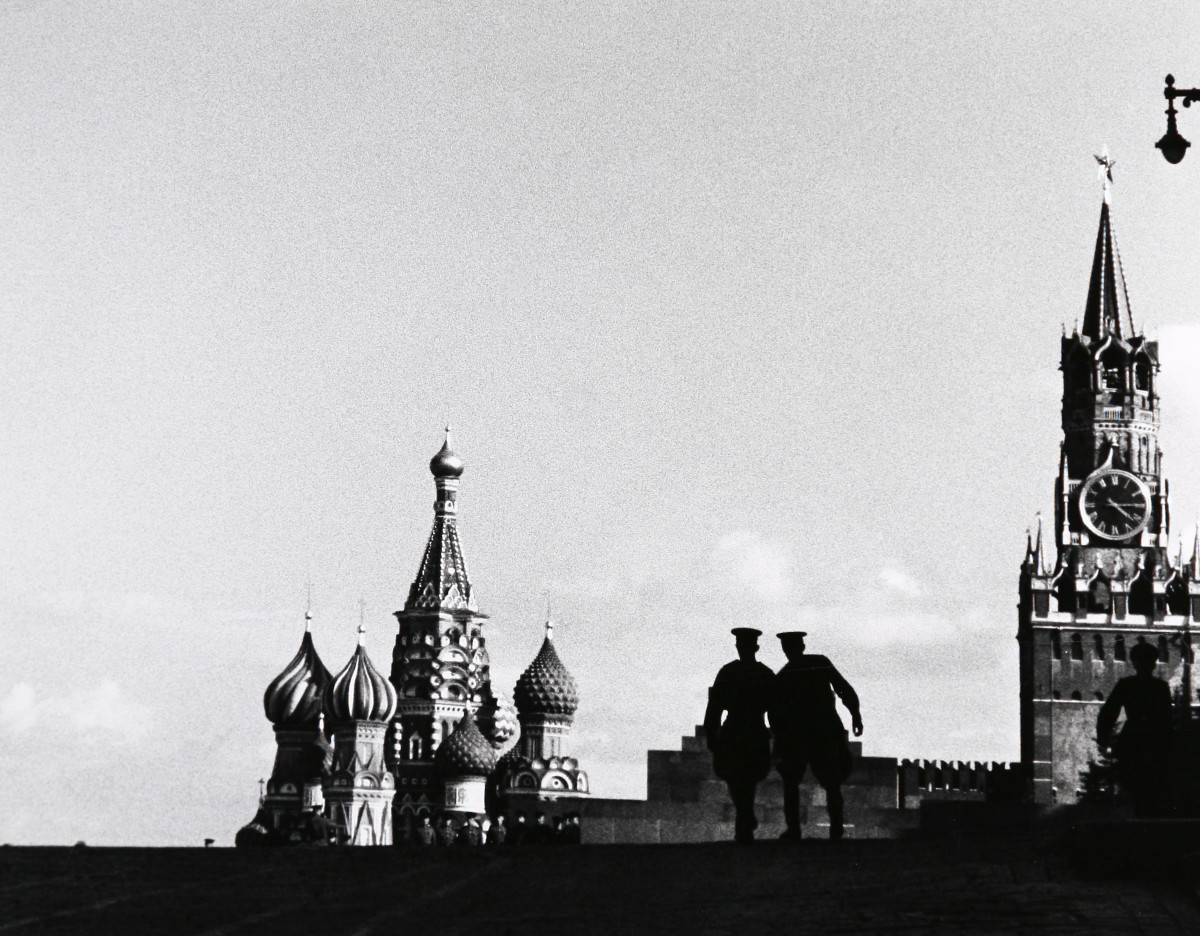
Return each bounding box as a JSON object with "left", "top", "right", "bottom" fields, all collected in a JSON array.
[
  {"left": 1032, "top": 512, "right": 1050, "bottom": 576},
  {"left": 1082, "top": 153, "right": 1135, "bottom": 340},
  {"left": 405, "top": 430, "right": 475, "bottom": 612}
]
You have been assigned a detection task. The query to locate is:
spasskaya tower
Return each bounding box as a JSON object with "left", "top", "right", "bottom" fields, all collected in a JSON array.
[{"left": 1018, "top": 159, "right": 1198, "bottom": 805}]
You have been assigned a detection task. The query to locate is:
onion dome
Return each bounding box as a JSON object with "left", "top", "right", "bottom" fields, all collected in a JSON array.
[
  {"left": 514, "top": 622, "right": 579, "bottom": 719},
  {"left": 434, "top": 710, "right": 497, "bottom": 777},
  {"left": 430, "top": 426, "right": 465, "bottom": 479},
  {"left": 325, "top": 627, "right": 397, "bottom": 724},
  {"left": 476, "top": 689, "right": 520, "bottom": 751},
  {"left": 263, "top": 614, "right": 332, "bottom": 728}
]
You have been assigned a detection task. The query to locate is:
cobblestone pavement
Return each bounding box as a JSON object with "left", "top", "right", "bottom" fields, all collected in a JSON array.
[{"left": 1, "top": 834, "right": 1198, "bottom": 935}]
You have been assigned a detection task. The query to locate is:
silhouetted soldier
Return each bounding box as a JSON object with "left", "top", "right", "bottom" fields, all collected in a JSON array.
[
  {"left": 509, "top": 811, "right": 528, "bottom": 845},
  {"left": 770, "top": 631, "right": 862, "bottom": 841},
  {"left": 436, "top": 815, "right": 457, "bottom": 847},
  {"left": 487, "top": 814, "right": 507, "bottom": 845},
  {"left": 529, "top": 811, "right": 553, "bottom": 844},
  {"left": 1097, "top": 641, "right": 1173, "bottom": 817},
  {"left": 704, "top": 627, "right": 775, "bottom": 843},
  {"left": 456, "top": 816, "right": 482, "bottom": 846},
  {"left": 415, "top": 814, "right": 436, "bottom": 847}
]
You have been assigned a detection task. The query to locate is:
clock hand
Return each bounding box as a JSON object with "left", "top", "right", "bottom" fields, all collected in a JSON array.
[{"left": 1107, "top": 503, "right": 1140, "bottom": 522}]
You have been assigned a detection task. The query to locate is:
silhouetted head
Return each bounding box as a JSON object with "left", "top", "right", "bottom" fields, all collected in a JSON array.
[
  {"left": 778, "top": 631, "right": 807, "bottom": 661},
  {"left": 732, "top": 627, "right": 762, "bottom": 661},
  {"left": 1130, "top": 641, "right": 1159, "bottom": 676},
  {"left": 420, "top": 815, "right": 431, "bottom": 827},
  {"left": 534, "top": 811, "right": 547, "bottom": 825},
  {"left": 515, "top": 811, "right": 526, "bottom": 824}
]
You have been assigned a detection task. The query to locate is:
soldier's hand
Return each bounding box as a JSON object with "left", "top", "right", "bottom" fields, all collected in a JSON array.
[{"left": 852, "top": 715, "right": 863, "bottom": 737}]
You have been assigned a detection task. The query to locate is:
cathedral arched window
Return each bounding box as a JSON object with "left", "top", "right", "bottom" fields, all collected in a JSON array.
[
  {"left": 1135, "top": 359, "right": 1151, "bottom": 392},
  {"left": 1051, "top": 632, "right": 1062, "bottom": 660},
  {"left": 1070, "top": 633, "right": 1084, "bottom": 660},
  {"left": 1093, "top": 634, "right": 1105, "bottom": 660},
  {"left": 1101, "top": 350, "right": 1125, "bottom": 392},
  {"left": 1158, "top": 636, "right": 1170, "bottom": 663},
  {"left": 407, "top": 733, "right": 423, "bottom": 760},
  {"left": 1114, "top": 635, "right": 1126, "bottom": 661},
  {"left": 1070, "top": 690, "right": 1082, "bottom": 701}
]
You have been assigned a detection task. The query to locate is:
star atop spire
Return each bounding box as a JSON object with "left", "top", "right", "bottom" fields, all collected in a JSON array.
[{"left": 1095, "top": 147, "right": 1115, "bottom": 204}]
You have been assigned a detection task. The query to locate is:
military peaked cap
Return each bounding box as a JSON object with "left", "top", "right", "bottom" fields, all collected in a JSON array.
[
  {"left": 777, "top": 631, "right": 808, "bottom": 641},
  {"left": 730, "top": 627, "right": 762, "bottom": 638},
  {"left": 1129, "top": 642, "right": 1159, "bottom": 665}
]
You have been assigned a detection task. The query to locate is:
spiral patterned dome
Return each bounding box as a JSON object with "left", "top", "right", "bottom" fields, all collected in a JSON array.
[
  {"left": 476, "top": 689, "right": 521, "bottom": 751},
  {"left": 430, "top": 429, "right": 465, "bottom": 479},
  {"left": 263, "top": 620, "right": 332, "bottom": 728},
  {"left": 325, "top": 629, "right": 397, "bottom": 724},
  {"left": 514, "top": 623, "right": 579, "bottom": 719},
  {"left": 435, "top": 710, "right": 497, "bottom": 777}
]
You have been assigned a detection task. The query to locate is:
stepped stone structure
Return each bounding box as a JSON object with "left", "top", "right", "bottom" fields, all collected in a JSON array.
[{"left": 579, "top": 726, "right": 1023, "bottom": 843}]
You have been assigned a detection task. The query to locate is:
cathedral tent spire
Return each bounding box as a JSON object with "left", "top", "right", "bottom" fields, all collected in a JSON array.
[
  {"left": 1081, "top": 155, "right": 1135, "bottom": 341},
  {"left": 405, "top": 429, "right": 476, "bottom": 612}
]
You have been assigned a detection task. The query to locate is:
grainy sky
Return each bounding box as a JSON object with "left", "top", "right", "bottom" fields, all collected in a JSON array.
[{"left": 5, "top": 2, "right": 1200, "bottom": 845}]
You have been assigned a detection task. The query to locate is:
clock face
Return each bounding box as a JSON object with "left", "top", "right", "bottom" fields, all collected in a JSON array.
[{"left": 1080, "top": 470, "right": 1151, "bottom": 541}]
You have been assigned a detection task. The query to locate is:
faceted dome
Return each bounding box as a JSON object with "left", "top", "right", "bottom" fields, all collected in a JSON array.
[
  {"left": 476, "top": 689, "right": 521, "bottom": 752},
  {"left": 435, "top": 710, "right": 497, "bottom": 777},
  {"left": 430, "top": 429, "right": 465, "bottom": 479},
  {"left": 263, "top": 624, "right": 331, "bottom": 728},
  {"left": 514, "top": 624, "right": 579, "bottom": 719},
  {"left": 325, "top": 631, "right": 397, "bottom": 724}
]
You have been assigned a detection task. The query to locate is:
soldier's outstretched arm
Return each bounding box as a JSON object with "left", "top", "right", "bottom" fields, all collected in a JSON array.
[
  {"left": 829, "top": 665, "right": 863, "bottom": 736},
  {"left": 703, "top": 684, "right": 725, "bottom": 752}
]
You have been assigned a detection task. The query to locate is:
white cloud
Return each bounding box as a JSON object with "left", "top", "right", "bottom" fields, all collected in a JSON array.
[
  {"left": 1, "top": 684, "right": 37, "bottom": 734},
  {"left": 711, "top": 530, "right": 796, "bottom": 603},
  {"left": 794, "top": 604, "right": 996, "bottom": 647},
  {"left": 0, "top": 681, "right": 150, "bottom": 742},
  {"left": 879, "top": 565, "right": 923, "bottom": 597}
]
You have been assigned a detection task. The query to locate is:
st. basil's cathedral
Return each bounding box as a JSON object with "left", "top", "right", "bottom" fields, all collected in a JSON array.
[{"left": 248, "top": 433, "right": 588, "bottom": 845}]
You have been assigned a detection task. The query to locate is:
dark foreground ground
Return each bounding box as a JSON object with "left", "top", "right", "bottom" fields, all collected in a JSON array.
[{"left": 2, "top": 831, "right": 1199, "bottom": 935}]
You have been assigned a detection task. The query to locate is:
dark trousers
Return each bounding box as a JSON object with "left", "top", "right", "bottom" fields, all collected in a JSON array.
[
  {"left": 781, "top": 771, "right": 844, "bottom": 838},
  {"left": 727, "top": 780, "right": 759, "bottom": 841}
]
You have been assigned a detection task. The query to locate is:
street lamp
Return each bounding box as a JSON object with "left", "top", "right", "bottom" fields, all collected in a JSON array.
[{"left": 1157, "top": 74, "right": 1200, "bottom": 164}]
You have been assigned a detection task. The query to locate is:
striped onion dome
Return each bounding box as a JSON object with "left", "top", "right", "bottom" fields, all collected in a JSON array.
[
  {"left": 435, "top": 710, "right": 497, "bottom": 777},
  {"left": 325, "top": 627, "right": 397, "bottom": 724},
  {"left": 263, "top": 615, "right": 332, "bottom": 728},
  {"left": 514, "top": 622, "right": 578, "bottom": 719}
]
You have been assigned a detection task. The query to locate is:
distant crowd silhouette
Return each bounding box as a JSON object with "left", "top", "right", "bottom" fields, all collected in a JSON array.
[
  {"left": 704, "top": 628, "right": 862, "bottom": 843},
  {"left": 237, "top": 808, "right": 582, "bottom": 847}
]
